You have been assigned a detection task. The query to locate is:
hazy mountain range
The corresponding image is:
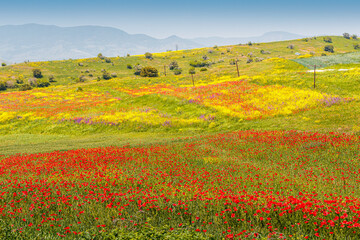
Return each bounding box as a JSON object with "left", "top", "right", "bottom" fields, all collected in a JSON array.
[{"left": 0, "top": 24, "right": 305, "bottom": 63}]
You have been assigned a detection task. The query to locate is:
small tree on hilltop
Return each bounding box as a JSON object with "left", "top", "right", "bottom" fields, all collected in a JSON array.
[
  {"left": 352, "top": 34, "right": 358, "bottom": 40},
  {"left": 33, "top": 69, "right": 43, "bottom": 78},
  {"left": 1, "top": 63, "right": 6, "bottom": 67},
  {"left": 145, "top": 52, "right": 153, "bottom": 60},
  {"left": 343, "top": 33, "right": 350, "bottom": 39}
]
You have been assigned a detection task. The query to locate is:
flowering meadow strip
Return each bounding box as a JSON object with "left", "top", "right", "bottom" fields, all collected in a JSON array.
[
  {"left": 118, "top": 78, "right": 342, "bottom": 120},
  {"left": 0, "top": 130, "right": 360, "bottom": 239}
]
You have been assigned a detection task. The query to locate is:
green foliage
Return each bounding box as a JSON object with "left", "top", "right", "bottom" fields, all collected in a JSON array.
[
  {"left": 354, "top": 44, "right": 360, "bottom": 50},
  {"left": 323, "top": 37, "right": 332, "bottom": 43},
  {"left": 134, "top": 64, "right": 142, "bottom": 75},
  {"left": 32, "top": 68, "right": 43, "bottom": 78},
  {"left": 200, "top": 67, "right": 208, "bottom": 72},
  {"left": 189, "top": 67, "right": 195, "bottom": 75},
  {"left": 78, "top": 75, "right": 87, "bottom": 82},
  {"left": 36, "top": 78, "right": 50, "bottom": 88},
  {"left": 0, "top": 82, "right": 6, "bottom": 91},
  {"left": 343, "top": 32, "right": 350, "bottom": 39},
  {"left": 145, "top": 52, "right": 153, "bottom": 60},
  {"left": 126, "top": 64, "right": 133, "bottom": 69},
  {"left": 111, "top": 72, "right": 117, "bottom": 78},
  {"left": 229, "top": 59, "right": 236, "bottom": 65},
  {"left": 19, "top": 84, "right": 32, "bottom": 91},
  {"left": 173, "top": 68, "right": 182, "bottom": 75},
  {"left": 1, "top": 63, "right": 6, "bottom": 67},
  {"left": 352, "top": 34, "right": 358, "bottom": 40},
  {"left": 98, "top": 53, "right": 105, "bottom": 60},
  {"left": 189, "top": 60, "right": 210, "bottom": 68},
  {"left": 105, "top": 58, "right": 112, "bottom": 63},
  {"left": 247, "top": 41, "right": 253, "bottom": 46},
  {"left": 169, "top": 61, "right": 179, "bottom": 70},
  {"left": 102, "top": 71, "right": 112, "bottom": 80},
  {"left": 140, "top": 66, "right": 159, "bottom": 77},
  {"left": 324, "top": 45, "right": 334, "bottom": 53},
  {"left": 287, "top": 44, "right": 295, "bottom": 49}
]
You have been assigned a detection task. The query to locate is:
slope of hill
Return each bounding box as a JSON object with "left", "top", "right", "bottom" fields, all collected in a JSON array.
[
  {"left": 191, "top": 31, "right": 305, "bottom": 46},
  {"left": 0, "top": 24, "right": 202, "bottom": 62}
]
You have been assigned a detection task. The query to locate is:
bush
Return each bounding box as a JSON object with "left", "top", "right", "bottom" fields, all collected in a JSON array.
[
  {"left": 169, "top": 61, "right": 179, "bottom": 70},
  {"left": 48, "top": 75, "right": 56, "bottom": 82},
  {"left": 19, "top": 84, "right": 32, "bottom": 91},
  {"left": 145, "top": 52, "right": 153, "bottom": 59},
  {"left": 97, "top": 53, "right": 105, "bottom": 60},
  {"left": 200, "top": 67, "right": 207, "bottom": 72},
  {"left": 32, "top": 69, "right": 43, "bottom": 78},
  {"left": 202, "top": 55, "right": 208, "bottom": 60},
  {"left": 0, "top": 82, "right": 6, "bottom": 91},
  {"left": 247, "top": 41, "right": 253, "bottom": 46},
  {"left": 1, "top": 63, "right": 6, "bottom": 67},
  {"left": 321, "top": 53, "right": 327, "bottom": 56},
  {"left": 189, "top": 60, "right": 210, "bottom": 67},
  {"left": 343, "top": 33, "right": 350, "bottom": 39},
  {"left": 78, "top": 62, "right": 84, "bottom": 66},
  {"left": 134, "top": 65, "right": 142, "bottom": 75},
  {"left": 354, "top": 44, "right": 360, "bottom": 50},
  {"left": 229, "top": 59, "right": 236, "bottom": 65},
  {"left": 189, "top": 67, "right": 196, "bottom": 75},
  {"left": 246, "top": 57, "right": 253, "bottom": 63},
  {"left": 260, "top": 49, "right": 270, "bottom": 54},
  {"left": 78, "top": 75, "right": 86, "bottom": 82},
  {"left": 173, "top": 68, "right": 182, "bottom": 75},
  {"left": 140, "top": 66, "right": 158, "bottom": 77},
  {"left": 287, "top": 44, "right": 295, "bottom": 49},
  {"left": 324, "top": 45, "right": 334, "bottom": 53},
  {"left": 323, "top": 37, "right": 332, "bottom": 43},
  {"left": 352, "top": 34, "right": 358, "bottom": 40},
  {"left": 102, "top": 71, "right": 112, "bottom": 80},
  {"left": 111, "top": 73, "right": 117, "bottom": 78},
  {"left": 37, "top": 79, "right": 50, "bottom": 88},
  {"left": 105, "top": 58, "right": 112, "bottom": 63},
  {"left": 227, "top": 48, "right": 231, "bottom": 53},
  {"left": 127, "top": 64, "right": 133, "bottom": 69},
  {"left": 28, "top": 78, "right": 37, "bottom": 86}
]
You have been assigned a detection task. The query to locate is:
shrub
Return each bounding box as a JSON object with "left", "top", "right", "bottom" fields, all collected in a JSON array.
[
  {"left": 111, "top": 73, "right": 117, "bottom": 78},
  {"left": 19, "top": 84, "right": 32, "bottom": 91},
  {"left": 189, "top": 67, "right": 196, "bottom": 75},
  {"left": 208, "top": 50, "right": 213, "bottom": 54},
  {"left": 227, "top": 48, "right": 231, "bottom": 53},
  {"left": 1, "top": 63, "right": 6, "bottom": 67},
  {"left": 169, "top": 61, "right": 179, "bottom": 70},
  {"left": 78, "top": 62, "right": 84, "bottom": 66},
  {"left": 200, "top": 67, "right": 207, "bottom": 72},
  {"left": 352, "top": 34, "right": 358, "bottom": 40},
  {"left": 48, "top": 75, "right": 56, "bottom": 82},
  {"left": 323, "top": 37, "right": 332, "bottom": 43},
  {"left": 246, "top": 57, "right": 253, "bottom": 63},
  {"left": 173, "top": 68, "right": 182, "bottom": 75},
  {"left": 28, "top": 78, "right": 37, "bottom": 86},
  {"left": 127, "top": 64, "right": 133, "bottom": 69},
  {"left": 260, "top": 49, "right": 270, "bottom": 54},
  {"left": 189, "top": 60, "right": 210, "bottom": 67},
  {"left": 324, "top": 45, "right": 334, "bottom": 53},
  {"left": 247, "top": 41, "right": 253, "bottom": 46},
  {"left": 78, "top": 75, "right": 86, "bottom": 82},
  {"left": 255, "top": 57, "right": 264, "bottom": 62},
  {"left": 102, "top": 71, "right": 112, "bottom": 80},
  {"left": 140, "top": 66, "right": 159, "bottom": 77},
  {"left": 321, "top": 53, "right": 327, "bottom": 56},
  {"left": 97, "top": 53, "right": 105, "bottom": 60},
  {"left": 37, "top": 79, "right": 50, "bottom": 88},
  {"left": 134, "top": 65, "right": 142, "bottom": 75},
  {"left": 105, "top": 58, "right": 112, "bottom": 63},
  {"left": 32, "top": 69, "right": 43, "bottom": 78},
  {"left": 0, "top": 82, "right": 6, "bottom": 91},
  {"left": 354, "top": 44, "right": 360, "bottom": 50},
  {"left": 229, "top": 59, "right": 236, "bottom": 65},
  {"left": 343, "top": 33, "right": 350, "bottom": 39},
  {"left": 202, "top": 55, "right": 208, "bottom": 60},
  {"left": 145, "top": 52, "right": 153, "bottom": 59}
]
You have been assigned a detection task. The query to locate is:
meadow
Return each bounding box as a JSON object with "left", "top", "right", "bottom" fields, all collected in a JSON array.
[{"left": 0, "top": 35, "right": 360, "bottom": 239}]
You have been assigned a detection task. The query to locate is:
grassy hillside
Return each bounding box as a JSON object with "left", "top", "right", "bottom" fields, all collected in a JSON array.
[{"left": 0, "top": 36, "right": 360, "bottom": 155}]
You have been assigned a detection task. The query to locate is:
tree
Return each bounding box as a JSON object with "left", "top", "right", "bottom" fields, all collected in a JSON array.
[
  {"left": 323, "top": 37, "right": 332, "bottom": 43},
  {"left": 102, "top": 70, "right": 112, "bottom": 80},
  {"left": 169, "top": 61, "right": 179, "bottom": 70},
  {"left": 140, "top": 67, "right": 158, "bottom": 77},
  {"left": 343, "top": 33, "right": 350, "bottom": 39},
  {"left": 1, "top": 63, "right": 6, "bottom": 67},
  {"left": 324, "top": 45, "right": 334, "bottom": 53},
  {"left": 32, "top": 69, "right": 43, "bottom": 78},
  {"left": 145, "top": 52, "right": 153, "bottom": 60},
  {"left": 189, "top": 67, "right": 196, "bottom": 86},
  {"left": 352, "top": 34, "right": 358, "bottom": 40}
]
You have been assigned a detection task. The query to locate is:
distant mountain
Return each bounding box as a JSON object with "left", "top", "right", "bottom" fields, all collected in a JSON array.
[
  {"left": 0, "top": 24, "right": 202, "bottom": 63},
  {"left": 191, "top": 31, "right": 305, "bottom": 47},
  {"left": 0, "top": 25, "right": 306, "bottom": 63}
]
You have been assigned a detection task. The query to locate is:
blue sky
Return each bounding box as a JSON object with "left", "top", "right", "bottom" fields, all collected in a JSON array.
[{"left": 1, "top": 0, "right": 359, "bottom": 38}]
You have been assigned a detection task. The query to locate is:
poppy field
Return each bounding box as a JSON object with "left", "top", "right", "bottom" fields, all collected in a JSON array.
[{"left": 0, "top": 130, "right": 360, "bottom": 239}]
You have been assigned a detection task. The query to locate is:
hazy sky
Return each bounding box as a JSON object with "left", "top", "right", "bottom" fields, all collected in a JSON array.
[{"left": 1, "top": 0, "right": 359, "bottom": 38}]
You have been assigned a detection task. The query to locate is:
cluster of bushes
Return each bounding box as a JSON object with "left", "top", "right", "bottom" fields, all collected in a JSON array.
[
  {"left": 343, "top": 33, "right": 358, "bottom": 39},
  {"left": 169, "top": 61, "right": 182, "bottom": 75},
  {"left": 133, "top": 64, "right": 158, "bottom": 77},
  {"left": 97, "top": 53, "right": 112, "bottom": 63},
  {"left": 189, "top": 60, "right": 211, "bottom": 67},
  {"left": 323, "top": 37, "right": 332, "bottom": 43},
  {"left": 324, "top": 45, "right": 334, "bottom": 53}
]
